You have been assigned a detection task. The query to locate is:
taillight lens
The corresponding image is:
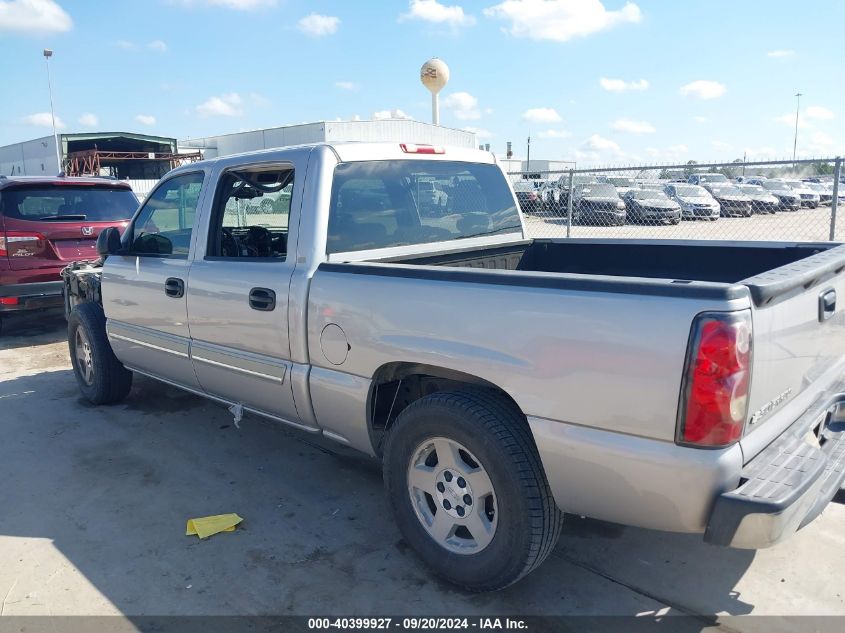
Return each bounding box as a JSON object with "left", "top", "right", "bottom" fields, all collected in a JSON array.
[
  {"left": 678, "top": 311, "right": 752, "bottom": 447},
  {"left": 400, "top": 143, "right": 445, "bottom": 154},
  {"left": 0, "top": 231, "right": 48, "bottom": 258}
]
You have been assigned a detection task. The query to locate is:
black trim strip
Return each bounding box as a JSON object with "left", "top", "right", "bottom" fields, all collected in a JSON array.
[
  {"left": 318, "top": 262, "right": 749, "bottom": 301},
  {"left": 0, "top": 281, "right": 63, "bottom": 297}
]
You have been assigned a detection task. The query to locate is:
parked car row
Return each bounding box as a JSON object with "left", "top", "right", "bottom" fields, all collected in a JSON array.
[{"left": 516, "top": 171, "right": 840, "bottom": 226}]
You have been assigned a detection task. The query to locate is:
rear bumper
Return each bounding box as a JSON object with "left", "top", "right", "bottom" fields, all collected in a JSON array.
[
  {"left": 0, "top": 281, "right": 64, "bottom": 312},
  {"left": 704, "top": 388, "right": 845, "bottom": 549}
]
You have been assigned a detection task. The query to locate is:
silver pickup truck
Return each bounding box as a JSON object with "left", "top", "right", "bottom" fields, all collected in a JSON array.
[{"left": 62, "top": 142, "right": 845, "bottom": 591}]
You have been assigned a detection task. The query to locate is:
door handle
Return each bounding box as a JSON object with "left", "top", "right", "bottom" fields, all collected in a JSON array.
[
  {"left": 819, "top": 289, "right": 836, "bottom": 322},
  {"left": 164, "top": 277, "right": 184, "bottom": 298},
  {"left": 249, "top": 287, "right": 276, "bottom": 311}
]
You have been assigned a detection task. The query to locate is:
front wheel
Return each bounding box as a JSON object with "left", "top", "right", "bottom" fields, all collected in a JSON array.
[
  {"left": 68, "top": 303, "right": 133, "bottom": 405},
  {"left": 383, "top": 390, "right": 563, "bottom": 592}
]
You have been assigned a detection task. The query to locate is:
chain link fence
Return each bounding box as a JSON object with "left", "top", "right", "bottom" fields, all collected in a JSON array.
[{"left": 509, "top": 157, "right": 843, "bottom": 242}]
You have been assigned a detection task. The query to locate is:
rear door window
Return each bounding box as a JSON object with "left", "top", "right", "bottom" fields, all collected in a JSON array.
[{"left": 327, "top": 160, "right": 520, "bottom": 254}]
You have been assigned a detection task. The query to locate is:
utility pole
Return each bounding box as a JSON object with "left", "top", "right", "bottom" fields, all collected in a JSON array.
[
  {"left": 793, "top": 92, "right": 803, "bottom": 165},
  {"left": 43, "top": 49, "right": 62, "bottom": 173}
]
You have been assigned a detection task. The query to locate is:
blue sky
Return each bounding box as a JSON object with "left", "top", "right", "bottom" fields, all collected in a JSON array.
[{"left": 0, "top": 0, "right": 842, "bottom": 165}]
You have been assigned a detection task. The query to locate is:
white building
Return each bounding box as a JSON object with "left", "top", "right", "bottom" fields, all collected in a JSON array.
[{"left": 180, "top": 119, "right": 478, "bottom": 158}]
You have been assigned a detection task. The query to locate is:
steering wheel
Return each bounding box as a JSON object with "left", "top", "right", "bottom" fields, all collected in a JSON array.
[
  {"left": 220, "top": 227, "right": 240, "bottom": 257},
  {"left": 243, "top": 226, "right": 273, "bottom": 257}
]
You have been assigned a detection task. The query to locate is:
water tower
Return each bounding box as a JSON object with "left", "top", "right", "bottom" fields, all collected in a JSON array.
[{"left": 420, "top": 58, "right": 449, "bottom": 126}]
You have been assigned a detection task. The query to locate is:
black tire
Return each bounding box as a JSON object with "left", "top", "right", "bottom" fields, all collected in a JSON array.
[
  {"left": 68, "top": 302, "right": 132, "bottom": 405},
  {"left": 383, "top": 389, "right": 563, "bottom": 592}
]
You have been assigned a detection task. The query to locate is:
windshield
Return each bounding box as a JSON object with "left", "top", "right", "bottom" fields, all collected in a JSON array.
[
  {"left": 785, "top": 180, "right": 806, "bottom": 189},
  {"left": 761, "top": 181, "right": 788, "bottom": 191},
  {"left": 738, "top": 185, "right": 764, "bottom": 195},
  {"left": 327, "top": 160, "right": 521, "bottom": 254},
  {"left": 632, "top": 190, "right": 669, "bottom": 200},
  {"left": 709, "top": 184, "right": 743, "bottom": 195},
  {"left": 698, "top": 174, "right": 728, "bottom": 183},
  {"left": 0, "top": 185, "right": 138, "bottom": 222},
  {"left": 576, "top": 183, "right": 617, "bottom": 197},
  {"left": 673, "top": 185, "right": 707, "bottom": 197},
  {"left": 606, "top": 177, "right": 634, "bottom": 187}
]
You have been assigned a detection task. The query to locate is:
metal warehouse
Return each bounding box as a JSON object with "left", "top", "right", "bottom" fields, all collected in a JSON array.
[
  {"left": 0, "top": 132, "right": 200, "bottom": 179},
  {"left": 179, "top": 119, "right": 477, "bottom": 158}
]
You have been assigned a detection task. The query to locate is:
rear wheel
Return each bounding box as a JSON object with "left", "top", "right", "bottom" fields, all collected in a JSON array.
[
  {"left": 383, "top": 389, "right": 563, "bottom": 591},
  {"left": 68, "top": 303, "right": 132, "bottom": 405}
]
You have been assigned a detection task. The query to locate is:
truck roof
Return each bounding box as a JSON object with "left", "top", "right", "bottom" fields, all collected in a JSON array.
[
  {"left": 180, "top": 142, "right": 498, "bottom": 173},
  {"left": 0, "top": 175, "right": 133, "bottom": 190}
]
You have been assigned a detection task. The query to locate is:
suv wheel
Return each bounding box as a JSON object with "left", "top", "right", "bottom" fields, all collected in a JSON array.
[
  {"left": 383, "top": 389, "right": 562, "bottom": 591},
  {"left": 68, "top": 303, "right": 133, "bottom": 404}
]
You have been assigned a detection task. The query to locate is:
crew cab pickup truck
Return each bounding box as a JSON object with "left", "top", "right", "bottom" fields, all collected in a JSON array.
[{"left": 62, "top": 143, "right": 845, "bottom": 591}]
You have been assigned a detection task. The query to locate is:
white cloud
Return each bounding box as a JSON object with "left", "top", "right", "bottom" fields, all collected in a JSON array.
[
  {"left": 484, "top": 0, "right": 641, "bottom": 42},
  {"left": 462, "top": 126, "right": 493, "bottom": 139},
  {"left": 399, "top": 0, "right": 475, "bottom": 27},
  {"left": 335, "top": 81, "right": 357, "bottom": 90},
  {"left": 693, "top": 116, "right": 708, "bottom": 123},
  {"left": 441, "top": 91, "right": 481, "bottom": 120},
  {"left": 767, "top": 49, "right": 794, "bottom": 58},
  {"left": 805, "top": 105, "right": 834, "bottom": 120},
  {"left": 22, "top": 111, "right": 65, "bottom": 128},
  {"left": 297, "top": 13, "right": 339, "bottom": 37},
  {"left": 0, "top": 0, "right": 72, "bottom": 34},
  {"left": 809, "top": 132, "right": 834, "bottom": 147},
  {"left": 583, "top": 134, "right": 621, "bottom": 154},
  {"left": 522, "top": 107, "right": 562, "bottom": 123},
  {"left": 665, "top": 144, "right": 688, "bottom": 155},
  {"left": 196, "top": 92, "right": 243, "bottom": 117},
  {"left": 147, "top": 39, "right": 168, "bottom": 52},
  {"left": 538, "top": 129, "right": 571, "bottom": 138},
  {"left": 611, "top": 118, "right": 655, "bottom": 134},
  {"left": 711, "top": 140, "right": 731, "bottom": 150},
  {"left": 599, "top": 77, "right": 648, "bottom": 92},
  {"left": 248, "top": 92, "right": 270, "bottom": 107},
  {"left": 78, "top": 113, "right": 98, "bottom": 127},
  {"left": 135, "top": 114, "right": 156, "bottom": 126},
  {"left": 373, "top": 109, "right": 413, "bottom": 120},
  {"left": 115, "top": 39, "right": 137, "bottom": 50},
  {"left": 679, "top": 80, "right": 726, "bottom": 100}
]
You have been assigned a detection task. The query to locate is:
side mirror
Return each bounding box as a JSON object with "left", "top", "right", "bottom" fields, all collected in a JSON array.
[{"left": 96, "top": 227, "right": 123, "bottom": 257}]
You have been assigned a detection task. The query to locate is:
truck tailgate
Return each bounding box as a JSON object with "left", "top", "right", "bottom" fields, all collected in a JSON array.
[{"left": 741, "top": 244, "right": 845, "bottom": 458}]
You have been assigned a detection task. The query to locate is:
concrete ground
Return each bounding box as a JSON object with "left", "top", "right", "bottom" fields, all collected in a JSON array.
[{"left": 1, "top": 312, "right": 844, "bottom": 624}]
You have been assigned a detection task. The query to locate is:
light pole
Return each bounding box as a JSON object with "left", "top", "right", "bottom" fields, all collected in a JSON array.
[
  {"left": 526, "top": 135, "right": 531, "bottom": 180},
  {"left": 43, "top": 49, "right": 62, "bottom": 173},
  {"left": 792, "top": 92, "right": 803, "bottom": 165}
]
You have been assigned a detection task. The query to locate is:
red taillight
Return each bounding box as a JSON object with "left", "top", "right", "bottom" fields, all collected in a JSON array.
[
  {"left": 678, "top": 312, "right": 752, "bottom": 447},
  {"left": 0, "top": 231, "right": 48, "bottom": 258},
  {"left": 400, "top": 143, "right": 445, "bottom": 154},
  {"left": 0, "top": 297, "right": 19, "bottom": 305}
]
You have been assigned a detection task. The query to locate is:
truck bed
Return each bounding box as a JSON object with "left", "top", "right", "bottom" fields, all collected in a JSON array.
[{"left": 389, "top": 239, "right": 833, "bottom": 286}]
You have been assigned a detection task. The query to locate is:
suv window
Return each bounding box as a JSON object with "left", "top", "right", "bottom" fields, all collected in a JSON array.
[
  {"left": 0, "top": 184, "right": 137, "bottom": 222},
  {"left": 132, "top": 172, "right": 204, "bottom": 257},
  {"left": 207, "top": 167, "right": 293, "bottom": 259}
]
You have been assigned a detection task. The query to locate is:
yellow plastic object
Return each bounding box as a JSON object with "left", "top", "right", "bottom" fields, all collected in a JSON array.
[{"left": 186, "top": 513, "right": 243, "bottom": 539}]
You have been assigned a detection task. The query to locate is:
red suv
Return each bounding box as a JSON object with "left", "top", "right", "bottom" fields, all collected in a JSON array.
[{"left": 0, "top": 176, "right": 138, "bottom": 328}]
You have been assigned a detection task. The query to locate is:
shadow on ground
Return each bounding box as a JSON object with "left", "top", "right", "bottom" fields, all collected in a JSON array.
[
  {"left": 0, "top": 365, "right": 767, "bottom": 620},
  {"left": 0, "top": 310, "right": 66, "bottom": 350}
]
